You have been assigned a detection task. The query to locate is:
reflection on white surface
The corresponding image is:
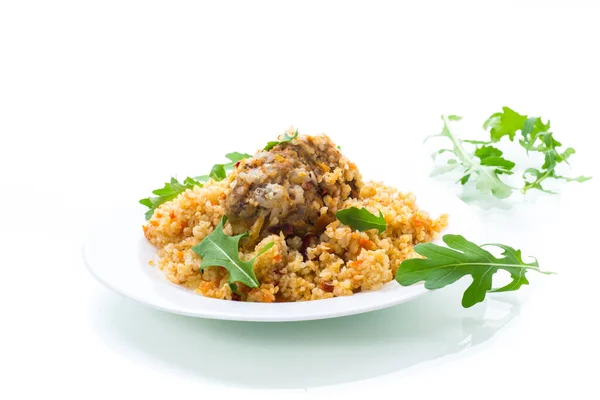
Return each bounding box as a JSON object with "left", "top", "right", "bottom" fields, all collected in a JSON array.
[{"left": 89, "top": 280, "right": 522, "bottom": 389}]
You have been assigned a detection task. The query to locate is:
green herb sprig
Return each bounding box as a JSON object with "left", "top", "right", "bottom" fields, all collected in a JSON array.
[
  {"left": 194, "top": 152, "right": 252, "bottom": 182},
  {"left": 430, "top": 108, "right": 591, "bottom": 198},
  {"left": 192, "top": 216, "right": 274, "bottom": 288},
  {"left": 139, "top": 177, "right": 202, "bottom": 220},
  {"left": 140, "top": 152, "right": 250, "bottom": 220},
  {"left": 264, "top": 130, "right": 299, "bottom": 151},
  {"left": 140, "top": 129, "right": 307, "bottom": 220},
  {"left": 429, "top": 115, "right": 515, "bottom": 199},
  {"left": 484, "top": 107, "right": 591, "bottom": 193},
  {"left": 396, "top": 234, "right": 553, "bottom": 308},
  {"left": 336, "top": 207, "right": 386, "bottom": 234}
]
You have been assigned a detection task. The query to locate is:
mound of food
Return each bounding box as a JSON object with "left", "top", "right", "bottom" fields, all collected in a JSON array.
[{"left": 143, "top": 130, "right": 447, "bottom": 302}]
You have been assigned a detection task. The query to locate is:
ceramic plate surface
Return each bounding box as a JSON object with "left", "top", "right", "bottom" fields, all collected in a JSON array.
[{"left": 83, "top": 182, "right": 481, "bottom": 321}]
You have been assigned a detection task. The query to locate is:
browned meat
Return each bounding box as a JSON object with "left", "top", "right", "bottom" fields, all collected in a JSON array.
[{"left": 224, "top": 133, "right": 362, "bottom": 243}]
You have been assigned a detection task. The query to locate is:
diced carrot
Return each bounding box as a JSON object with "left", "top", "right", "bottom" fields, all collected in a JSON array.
[
  {"left": 351, "top": 259, "right": 364, "bottom": 267},
  {"left": 199, "top": 281, "right": 216, "bottom": 291},
  {"left": 262, "top": 289, "right": 275, "bottom": 303},
  {"left": 359, "top": 238, "right": 376, "bottom": 250}
]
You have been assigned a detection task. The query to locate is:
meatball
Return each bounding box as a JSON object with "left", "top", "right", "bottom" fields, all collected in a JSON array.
[{"left": 225, "top": 133, "right": 362, "bottom": 243}]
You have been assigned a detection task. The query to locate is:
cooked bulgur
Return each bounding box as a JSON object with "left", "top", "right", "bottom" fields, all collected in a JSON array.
[{"left": 143, "top": 132, "right": 447, "bottom": 302}]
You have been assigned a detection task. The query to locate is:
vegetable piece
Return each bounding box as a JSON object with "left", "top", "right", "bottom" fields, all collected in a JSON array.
[
  {"left": 191, "top": 216, "right": 274, "bottom": 288},
  {"left": 229, "top": 283, "right": 242, "bottom": 297},
  {"left": 430, "top": 108, "right": 591, "bottom": 198},
  {"left": 264, "top": 130, "right": 299, "bottom": 151},
  {"left": 335, "top": 207, "right": 386, "bottom": 234},
  {"left": 483, "top": 107, "right": 591, "bottom": 193},
  {"left": 141, "top": 152, "right": 252, "bottom": 219},
  {"left": 208, "top": 164, "right": 227, "bottom": 181},
  {"left": 429, "top": 115, "right": 514, "bottom": 199},
  {"left": 225, "top": 152, "right": 251, "bottom": 164},
  {"left": 195, "top": 152, "right": 252, "bottom": 183},
  {"left": 396, "top": 234, "right": 553, "bottom": 308},
  {"left": 483, "top": 106, "right": 528, "bottom": 142},
  {"left": 139, "top": 177, "right": 202, "bottom": 220}
]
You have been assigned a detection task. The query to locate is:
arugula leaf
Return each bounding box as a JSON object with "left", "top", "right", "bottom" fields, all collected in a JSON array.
[
  {"left": 522, "top": 167, "right": 591, "bottom": 193},
  {"left": 229, "top": 283, "right": 242, "bottom": 296},
  {"left": 264, "top": 130, "right": 299, "bottom": 151},
  {"left": 430, "top": 160, "right": 459, "bottom": 177},
  {"left": 225, "top": 152, "right": 251, "bottom": 164},
  {"left": 142, "top": 152, "right": 251, "bottom": 219},
  {"left": 474, "top": 145, "right": 515, "bottom": 174},
  {"left": 192, "top": 216, "right": 274, "bottom": 288},
  {"left": 209, "top": 164, "right": 227, "bottom": 181},
  {"left": 428, "top": 116, "right": 514, "bottom": 199},
  {"left": 430, "top": 108, "right": 591, "bottom": 199},
  {"left": 142, "top": 131, "right": 296, "bottom": 220},
  {"left": 484, "top": 107, "right": 592, "bottom": 192},
  {"left": 519, "top": 117, "right": 552, "bottom": 152},
  {"left": 474, "top": 145, "right": 502, "bottom": 159},
  {"left": 195, "top": 152, "right": 252, "bottom": 183},
  {"left": 336, "top": 207, "right": 386, "bottom": 234},
  {"left": 139, "top": 177, "right": 202, "bottom": 220},
  {"left": 483, "top": 106, "right": 528, "bottom": 142},
  {"left": 396, "top": 234, "right": 553, "bottom": 308},
  {"left": 463, "top": 139, "right": 492, "bottom": 145}
]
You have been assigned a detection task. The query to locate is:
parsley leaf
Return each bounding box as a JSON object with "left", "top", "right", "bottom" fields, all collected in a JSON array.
[
  {"left": 336, "top": 207, "right": 386, "bottom": 234},
  {"left": 139, "top": 177, "right": 202, "bottom": 220},
  {"left": 396, "top": 234, "right": 553, "bottom": 308},
  {"left": 191, "top": 216, "right": 274, "bottom": 288},
  {"left": 264, "top": 130, "right": 299, "bottom": 151}
]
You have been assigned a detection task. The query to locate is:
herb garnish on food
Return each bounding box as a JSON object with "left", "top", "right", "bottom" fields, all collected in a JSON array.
[
  {"left": 141, "top": 130, "right": 302, "bottom": 220},
  {"left": 191, "top": 216, "right": 274, "bottom": 288},
  {"left": 429, "top": 108, "right": 591, "bottom": 198},
  {"left": 140, "top": 152, "right": 250, "bottom": 220},
  {"left": 336, "top": 207, "right": 386, "bottom": 234},
  {"left": 396, "top": 234, "right": 553, "bottom": 308},
  {"left": 139, "top": 177, "right": 202, "bottom": 220},
  {"left": 264, "top": 129, "right": 299, "bottom": 151},
  {"left": 194, "top": 152, "right": 252, "bottom": 182}
]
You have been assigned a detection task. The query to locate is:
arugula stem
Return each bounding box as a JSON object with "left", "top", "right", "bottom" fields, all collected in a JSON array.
[
  {"left": 416, "top": 262, "right": 549, "bottom": 272},
  {"left": 522, "top": 169, "right": 552, "bottom": 193},
  {"left": 441, "top": 115, "right": 474, "bottom": 168}
]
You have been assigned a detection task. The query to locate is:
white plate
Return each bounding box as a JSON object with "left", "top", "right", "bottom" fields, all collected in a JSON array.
[{"left": 83, "top": 182, "right": 481, "bottom": 322}]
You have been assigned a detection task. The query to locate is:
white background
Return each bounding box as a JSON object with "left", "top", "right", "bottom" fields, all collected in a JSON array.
[{"left": 1, "top": 1, "right": 600, "bottom": 399}]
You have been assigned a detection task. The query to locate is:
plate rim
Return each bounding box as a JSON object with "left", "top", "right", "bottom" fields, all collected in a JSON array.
[
  {"left": 83, "top": 239, "right": 430, "bottom": 322},
  {"left": 83, "top": 182, "right": 478, "bottom": 322}
]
